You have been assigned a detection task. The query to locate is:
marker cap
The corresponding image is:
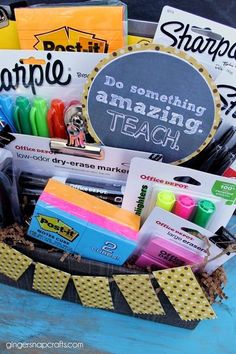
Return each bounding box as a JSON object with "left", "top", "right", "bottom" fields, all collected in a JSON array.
[
  {"left": 0, "top": 95, "right": 16, "bottom": 132},
  {"left": 30, "top": 98, "right": 49, "bottom": 137},
  {"left": 156, "top": 190, "right": 176, "bottom": 212},
  {"left": 192, "top": 199, "right": 216, "bottom": 227},
  {"left": 173, "top": 194, "right": 195, "bottom": 220},
  {"left": 14, "top": 96, "right": 32, "bottom": 135}
]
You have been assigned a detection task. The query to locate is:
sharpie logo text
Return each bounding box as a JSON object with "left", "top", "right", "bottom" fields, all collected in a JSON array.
[
  {"left": 0, "top": 53, "right": 71, "bottom": 95},
  {"left": 218, "top": 84, "right": 236, "bottom": 118},
  {"left": 160, "top": 21, "right": 236, "bottom": 63}
]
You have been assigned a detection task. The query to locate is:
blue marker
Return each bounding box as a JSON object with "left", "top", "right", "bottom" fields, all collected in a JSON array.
[{"left": 0, "top": 95, "right": 16, "bottom": 132}]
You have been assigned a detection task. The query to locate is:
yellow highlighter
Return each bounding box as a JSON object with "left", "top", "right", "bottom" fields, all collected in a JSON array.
[{"left": 156, "top": 190, "right": 176, "bottom": 212}]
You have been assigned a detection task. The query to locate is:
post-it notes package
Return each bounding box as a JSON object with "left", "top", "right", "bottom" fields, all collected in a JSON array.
[
  {"left": 28, "top": 179, "right": 140, "bottom": 265},
  {"left": 15, "top": 1, "right": 127, "bottom": 53}
]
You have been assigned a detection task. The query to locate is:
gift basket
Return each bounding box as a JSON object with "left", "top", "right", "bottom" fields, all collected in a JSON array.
[{"left": 0, "top": 1, "right": 235, "bottom": 330}]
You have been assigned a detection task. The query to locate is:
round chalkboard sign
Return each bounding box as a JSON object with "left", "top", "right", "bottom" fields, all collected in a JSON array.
[{"left": 82, "top": 44, "right": 221, "bottom": 164}]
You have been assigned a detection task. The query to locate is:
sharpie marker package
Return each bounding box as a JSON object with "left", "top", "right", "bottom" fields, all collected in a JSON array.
[
  {"left": 153, "top": 6, "right": 236, "bottom": 79},
  {"left": 0, "top": 49, "right": 106, "bottom": 102},
  {"left": 15, "top": 0, "right": 127, "bottom": 52},
  {"left": 0, "top": 49, "right": 106, "bottom": 134},
  {"left": 183, "top": 68, "right": 236, "bottom": 174},
  {"left": 122, "top": 158, "right": 236, "bottom": 233},
  {"left": 215, "top": 68, "right": 236, "bottom": 141},
  {"left": 132, "top": 206, "right": 235, "bottom": 274}
]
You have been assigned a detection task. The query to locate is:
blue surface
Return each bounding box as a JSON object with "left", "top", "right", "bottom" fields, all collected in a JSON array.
[{"left": 0, "top": 254, "right": 235, "bottom": 354}]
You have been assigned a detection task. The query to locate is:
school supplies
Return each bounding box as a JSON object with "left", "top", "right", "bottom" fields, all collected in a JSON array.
[
  {"left": 14, "top": 96, "right": 32, "bottom": 135},
  {"left": 15, "top": 1, "right": 127, "bottom": 52},
  {"left": 172, "top": 195, "right": 195, "bottom": 220},
  {"left": 18, "top": 172, "right": 124, "bottom": 218},
  {"left": 47, "top": 99, "right": 67, "bottom": 139},
  {"left": 0, "top": 50, "right": 106, "bottom": 100},
  {"left": 184, "top": 126, "right": 236, "bottom": 175},
  {"left": 122, "top": 158, "right": 236, "bottom": 233},
  {"left": 153, "top": 6, "right": 236, "bottom": 78},
  {"left": 133, "top": 206, "right": 236, "bottom": 274},
  {"left": 135, "top": 236, "right": 204, "bottom": 269},
  {"left": 155, "top": 190, "right": 216, "bottom": 227},
  {"left": 0, "top": 95, "right": 16, "bottom": 132},
  {"left": 156, "top": 190, "right": 176, "bottom": 212},
  {"left": 192, "top": 200, "right": 216, "bottom": 227},
  {"left": 30, "top": 98, "right": 49, "bottom": 137},
  {"left": 28, "top": 179, "right": 140, "bottom": 265}
]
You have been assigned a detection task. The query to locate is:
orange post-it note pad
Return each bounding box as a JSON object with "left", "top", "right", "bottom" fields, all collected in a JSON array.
[{"left": 15, "top": 5, "right": 126, "bottom": 53}]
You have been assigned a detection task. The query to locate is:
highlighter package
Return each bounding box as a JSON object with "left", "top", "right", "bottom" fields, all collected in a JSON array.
[
  {"left": 27, "top": 178, "right": 140, "bottom": 265},
  {"left": 15, "top": 1, "right": 127, "bottom": 52},
  {"left": 132, "top": 206, "right": 236, "bottom": 274},
  {"left": 122, "top": 158, "right": 236, "bottom": 233}
]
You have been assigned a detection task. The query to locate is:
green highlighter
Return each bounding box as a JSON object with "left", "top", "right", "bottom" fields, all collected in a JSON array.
[
  {"left": 156, "top": 190, "right": 176, "bottom": 212},
  {"left": 14, "top": 96, "right": 32, "bottom": 135},
  {"left": 192, "top": 199, "right": 216, "bottom": 228},
  {"left": 30, "top": 98, "right": 49, "bottom": 137}
]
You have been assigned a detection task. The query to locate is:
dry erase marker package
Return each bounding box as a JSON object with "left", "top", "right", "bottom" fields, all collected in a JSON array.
[
  {"left": 5, "top": 134, "right": 161, "bottom": 184},
  {"left": 153, "top": 6, "right": 236, "bottom": 78},
  {"left": 122, "top": 158, "right": 236, "bottom": 233},
  {"left": 15, "top": 1, "right": 127, "bottom": 52},
  {"left": 28, "top": 179, "right": 140, "bottom": 265},
  {"left": 132, "top": 206, "right": 235, "bottom": 274}
]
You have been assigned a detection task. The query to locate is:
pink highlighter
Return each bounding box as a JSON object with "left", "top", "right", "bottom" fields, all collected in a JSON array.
[
  {"left": 135, "top": 236, "right": 204, "bottom": 269},
  {"left": 172, "top": 194, "right": 196, "bottom": 220}
]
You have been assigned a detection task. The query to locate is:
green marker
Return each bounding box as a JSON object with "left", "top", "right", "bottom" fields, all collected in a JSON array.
[
  {"left": 14, "top": 96, "right": 32, "bottom": 135},
  {"left": 30, "top": 98, "right": 49, "bottom": 137},
  {"left": 192, "top": 199, "right": 216, "bottom": 228},
  {"left": 156, "top": 190, "right": 176, "bottom": 212}
]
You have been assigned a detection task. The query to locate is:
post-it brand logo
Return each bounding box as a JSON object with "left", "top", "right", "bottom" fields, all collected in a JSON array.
[
  {"left": 37, "top": 214, "right": 79, "bottom": 241},
  {"left": 0, "top": 53, "right": 71, "bottom": 95},
  {"left": 34, "top": 27, "right": 108, "bottom": 53}
]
